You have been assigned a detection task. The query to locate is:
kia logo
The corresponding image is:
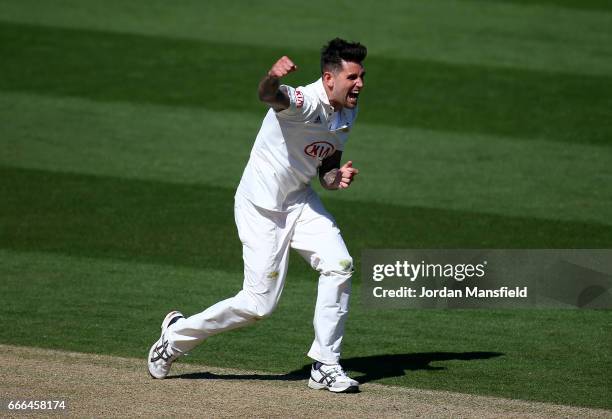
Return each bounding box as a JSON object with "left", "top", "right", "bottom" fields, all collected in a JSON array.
[{"left": 304, "top": 141, "right": 335, "bottom": 159}]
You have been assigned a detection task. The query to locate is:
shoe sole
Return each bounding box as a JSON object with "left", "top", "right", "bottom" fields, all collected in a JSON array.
[
  {"left": 308, "top": 378, "right": 359, "bottom": 393},
  {"left": 147, "top": 310, "right": 184, "bottom": 379}
]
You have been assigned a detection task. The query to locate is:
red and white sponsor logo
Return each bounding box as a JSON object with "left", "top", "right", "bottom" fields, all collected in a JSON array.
[
  {"left": 295, "top": 89, "right": 304, "bottom": 108},
  {"left": 304, "top": 141, "right": 335, "bottom": 159}
]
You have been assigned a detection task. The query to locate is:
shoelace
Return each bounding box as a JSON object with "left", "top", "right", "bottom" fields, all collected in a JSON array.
[
  {"left": 330, "top": 365, "right": 345, "bottom": 377},
  {"left": 150, "top": 338, "right": 175, "bottom": 363},
  {"left": 319, "top": 364, "right": 349, "bottom": 383}
]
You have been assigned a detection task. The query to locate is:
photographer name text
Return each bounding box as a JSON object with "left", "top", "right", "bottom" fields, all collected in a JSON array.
[{"left": 372, "top": 286, "right": 528, "bottom": 299}]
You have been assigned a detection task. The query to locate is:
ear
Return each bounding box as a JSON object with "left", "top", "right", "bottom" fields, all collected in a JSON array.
[{"left": 323, "top": 71, "right": 335, "bottom": 89}]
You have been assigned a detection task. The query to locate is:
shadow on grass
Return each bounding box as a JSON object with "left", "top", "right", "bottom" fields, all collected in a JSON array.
[{"left": 169, "top": 351, "right": 503, "bottom": 383}]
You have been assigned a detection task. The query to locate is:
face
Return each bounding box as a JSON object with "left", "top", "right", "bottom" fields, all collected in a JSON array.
[{"left": 323, "top": 60, "right": 366, "bottom": 110}]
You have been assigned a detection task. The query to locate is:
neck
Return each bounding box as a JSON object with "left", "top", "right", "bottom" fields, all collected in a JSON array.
[{"left": 322, "top": 83, "right": 342, "bottom": 112}]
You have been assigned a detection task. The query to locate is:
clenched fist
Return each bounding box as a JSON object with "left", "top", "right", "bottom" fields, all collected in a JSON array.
[{"left": 268, "top": 56, "right": 298, "bottom": 79}]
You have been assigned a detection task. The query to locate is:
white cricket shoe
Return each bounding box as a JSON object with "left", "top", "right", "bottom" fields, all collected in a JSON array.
[
  {"left": 147, "top": 310, "right": 184, "bottom": 379},
  {"left": 308, "top": 362, "right": 359, "bottom": 393}
]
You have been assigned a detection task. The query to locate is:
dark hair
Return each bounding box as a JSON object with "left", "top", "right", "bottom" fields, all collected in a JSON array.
[{"left": 321, "top": 38, "right": 367, "bottom": 73}]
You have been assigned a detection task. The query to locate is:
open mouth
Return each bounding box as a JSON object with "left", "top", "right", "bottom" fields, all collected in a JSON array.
[{"left": 347, "top": 90, "right": 360, "bottom": 102}]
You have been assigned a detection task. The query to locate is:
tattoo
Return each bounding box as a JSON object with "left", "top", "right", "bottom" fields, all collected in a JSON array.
[
  {"left": 258, "top": 76, "right": 289, "bottom": 111},
  {"left": 258, "top": 75, "right": 280, "bottom": 101},
  {"left": 319, "top": 150, "right": 342, "bottom": 190},
  {"left": 322, "top": 168, "right": 338, "bottom": 189}
]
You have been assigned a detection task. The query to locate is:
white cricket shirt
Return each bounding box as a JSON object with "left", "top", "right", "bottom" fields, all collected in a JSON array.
[{"left": 236, "top": 78, "right": 358, "bottom": 211}]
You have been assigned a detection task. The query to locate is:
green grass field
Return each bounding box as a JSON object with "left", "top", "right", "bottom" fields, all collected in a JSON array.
[{"left": 1, "top": 0, "right": 611, "bottom": 410}]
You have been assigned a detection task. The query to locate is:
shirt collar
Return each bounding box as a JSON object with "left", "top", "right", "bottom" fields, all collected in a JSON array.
[{"left": 314, "top": 78, "right": 335, "bottom": 112}]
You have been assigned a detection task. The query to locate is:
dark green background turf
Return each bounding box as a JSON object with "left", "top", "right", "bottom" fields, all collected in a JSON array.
[{"left": 1, "top": 0, "right": 611, "bottom": 410}]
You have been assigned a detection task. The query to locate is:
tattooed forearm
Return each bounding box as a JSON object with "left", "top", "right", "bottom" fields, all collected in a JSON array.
[
  {"left": 258, "top": 75, "right": 280, "bottom": 102},
  {"left": 321, "top": 168, "right": 339, "bottom": 190},
  {"left": 258, "top": 75, "right": 290, "bottom": 111}
]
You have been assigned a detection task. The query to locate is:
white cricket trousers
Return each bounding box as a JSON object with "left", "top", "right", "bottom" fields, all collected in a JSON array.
[{"left": 167, "top": 191, "right": 353, "bottom": 364}]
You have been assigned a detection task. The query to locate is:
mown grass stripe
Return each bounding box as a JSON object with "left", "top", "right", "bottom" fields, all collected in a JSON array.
[
  {"left": 2, "top": 166, "right": 612, "bottom": 277},
  {"left": 2, "top": 92, "right": 610, "bottom": 226},
  {"left": 1, "top": 0, "right": 611, "bottom": 76},
  {"left": 1, "top": 21, "right": 611, "bottom": 145}
]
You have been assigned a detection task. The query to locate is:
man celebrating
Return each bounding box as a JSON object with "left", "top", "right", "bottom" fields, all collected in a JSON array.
[{"left": 148, "top": 38, "right": 367, "bottom": 393}]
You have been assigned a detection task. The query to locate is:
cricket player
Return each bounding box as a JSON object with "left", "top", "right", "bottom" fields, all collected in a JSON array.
[{"left": 148, "top": 38, "right": 367, "bottom": 393}]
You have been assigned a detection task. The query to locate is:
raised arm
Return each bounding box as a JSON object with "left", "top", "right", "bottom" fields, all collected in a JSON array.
[
  {"left": 319, "top": 151, "right": 359, "bottom": 190},
  {"left": 258, "top": 56, "right": 298, "bottom": 112}
]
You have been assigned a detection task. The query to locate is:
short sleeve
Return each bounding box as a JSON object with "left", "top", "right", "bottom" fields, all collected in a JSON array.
[{"left": 276, "top": 85, "right": 318, "bottom": 120}]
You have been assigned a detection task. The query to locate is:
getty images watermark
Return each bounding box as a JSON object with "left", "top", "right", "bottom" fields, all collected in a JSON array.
[{"left": 361, "top": 250, "right": 612, "bottom": 309}]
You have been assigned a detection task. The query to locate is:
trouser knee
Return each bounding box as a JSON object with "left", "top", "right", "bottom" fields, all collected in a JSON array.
[
  {"left": 321, "top": 257, "right": 354, "bottom": 281},
  {"left": 253, "top": 301, "right": 276, "bottom": 319},
  {"left": 239, "top": 290, "right": 277, "bottom": 320}
]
